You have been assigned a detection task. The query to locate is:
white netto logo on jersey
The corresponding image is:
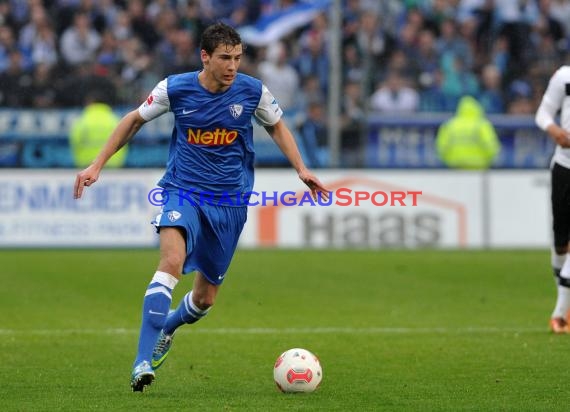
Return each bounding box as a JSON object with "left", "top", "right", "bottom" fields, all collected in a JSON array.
[
  {"left": 168, "top": 211, "right": 181, "bottom": 222},
  {"left": 229, "top": 104, "right": 243, "bottom": 119}
]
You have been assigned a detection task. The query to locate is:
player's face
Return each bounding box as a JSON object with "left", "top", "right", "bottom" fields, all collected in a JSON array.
[{"left": 201, "top": 44, "right": 243, "bottom": 91}]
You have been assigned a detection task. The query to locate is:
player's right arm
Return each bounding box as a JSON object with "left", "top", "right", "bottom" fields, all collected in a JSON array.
[
  {"left": 254, "top": 84, "right": 329, "bottom": 200},
  {"left": 73, "top": 110, "right": 147, "bottom": 199},
  {"left": 535, "top": 67, "right": 570, "bottom": 148},
  {"left": 74, "top": 79, "right": 170, "bottom": 199}
]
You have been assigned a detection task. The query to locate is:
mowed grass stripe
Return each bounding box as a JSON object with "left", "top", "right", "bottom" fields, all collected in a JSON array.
[{"left": 0, "top": 326, "right": 548, "bottom": 335}]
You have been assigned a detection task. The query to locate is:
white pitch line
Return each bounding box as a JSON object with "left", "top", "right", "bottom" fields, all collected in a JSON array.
[{"left": 0, "top": 326, "right": 547, "bottom": 336}]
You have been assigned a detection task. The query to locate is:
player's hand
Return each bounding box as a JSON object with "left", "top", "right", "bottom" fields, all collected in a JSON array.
[
  {"left": 74, "top": 165, "right": 101, "bottom": 199},
  {"left": 548, "top": 125, "right": 570, "bottom": 148},
  {"left": 298, "top": 169, "right": 330, "bottom": 202}
]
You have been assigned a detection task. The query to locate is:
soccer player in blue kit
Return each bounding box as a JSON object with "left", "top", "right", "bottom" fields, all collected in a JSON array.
[{"left": 73, "top": 22, "right": 329, "bottom": 392}]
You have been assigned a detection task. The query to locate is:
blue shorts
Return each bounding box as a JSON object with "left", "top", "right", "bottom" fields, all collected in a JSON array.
[{"left": 152, "top": 189, "right": 247, "bottom": 285}]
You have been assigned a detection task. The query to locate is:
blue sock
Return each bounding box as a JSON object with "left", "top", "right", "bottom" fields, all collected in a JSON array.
[
  {"left": 163, "top": 290, "right": 210, "bottom": 335},
  {"left": 134, "top": 271, "right": 178, "bottom": 366}
]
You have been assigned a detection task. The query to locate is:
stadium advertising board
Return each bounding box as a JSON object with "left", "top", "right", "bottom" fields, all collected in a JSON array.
[
  {"left": 366, "top": 114, "right": 554, "bottom": 168},
  {"left": 487, "top": 171, "right": 551, "bottom": 247},
  {"left": 240, "top": 170, "right": 483, "bottom": 248},
  {"left": 0, "top": 170, "right": 163, "bottom": 247},
  {"left": 0, "top": 170, "right": 550, "bottom": 248}
]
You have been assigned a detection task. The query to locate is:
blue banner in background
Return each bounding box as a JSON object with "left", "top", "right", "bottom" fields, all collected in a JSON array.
[
  {"left": 0, "top": 110, "right": 555, "bottom": 169},
  {"left": 366, "top": 114, "right": 555, "bottom": 169},
  {"left": 0, "top": 109, "right": 172, "bottom": 168},
  {"left": 0, "top": 109, "right": 300, "bottom": 168}
]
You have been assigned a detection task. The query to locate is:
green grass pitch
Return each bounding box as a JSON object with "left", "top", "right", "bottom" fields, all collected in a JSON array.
[{"left": 1, "top": 249, "right": 567, "bottom": 411}]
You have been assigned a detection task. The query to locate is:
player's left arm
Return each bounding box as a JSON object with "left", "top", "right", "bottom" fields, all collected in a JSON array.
[
  {"left": 535, "top": 67, "right": 570, "bottom": 148},
  {"left": 255, "top": 84, "right": 329, "bottom": 199},
  {"left": 265, "top": 119, "right": 329, "bottom": 200}
]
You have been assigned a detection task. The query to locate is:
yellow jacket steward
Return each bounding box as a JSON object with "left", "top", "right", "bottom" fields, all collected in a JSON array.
[
  {"left": 436, "top": 96, "right": 500, "bottom": 169},
  {"left": 70, "top": 103, "right": 126, "bottom": 168}
]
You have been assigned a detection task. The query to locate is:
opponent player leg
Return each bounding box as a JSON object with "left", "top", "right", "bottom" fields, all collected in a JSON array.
[
  {"left": 552, "top": 245, "right": 570, "bottom": 333},
  {"left": 131, "top": 227, "right": 184, "bottom": 391},
  {"left": 549, "top": 164, "right": 570, "bottom": 333}
]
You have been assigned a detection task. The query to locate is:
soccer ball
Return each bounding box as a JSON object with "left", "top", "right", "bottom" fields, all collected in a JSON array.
[{"left": 273, "top": 348, "right": 322, "bottom": 393}]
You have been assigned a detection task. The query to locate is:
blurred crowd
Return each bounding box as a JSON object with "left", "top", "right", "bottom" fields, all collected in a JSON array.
[{"left": 1, "top": 0, "right": 570, "bottom": 118}]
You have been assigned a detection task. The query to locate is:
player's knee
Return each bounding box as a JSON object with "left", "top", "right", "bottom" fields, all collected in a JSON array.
[
  {"left": 158, "top": 254, "right": 185, "bottom": 275},
  {"left": 193, "top": 294, "right": 215, "bottom": 310}
]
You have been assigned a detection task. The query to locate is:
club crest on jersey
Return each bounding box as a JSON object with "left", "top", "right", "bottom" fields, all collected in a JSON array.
[
  {"left": 167, "top": 211, "right": 181, "bottom": 222},
  {"left": 229, "top": 104, "right": 243, "bottom": 119}
]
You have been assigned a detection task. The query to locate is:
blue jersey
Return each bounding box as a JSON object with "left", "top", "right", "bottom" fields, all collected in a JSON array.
[
  {"left": 160, "top": 72, "right": 259, "bottom": 195},
  {"left": 139, "top": 72, "right": 283, "bottom": 202}
]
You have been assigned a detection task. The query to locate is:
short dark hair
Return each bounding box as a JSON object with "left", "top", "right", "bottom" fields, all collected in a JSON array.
[{"left": 200, "top": 22, "right": 242, "bottom": 55}]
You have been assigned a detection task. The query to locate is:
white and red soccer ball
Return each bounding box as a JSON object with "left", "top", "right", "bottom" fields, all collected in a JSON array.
[{"left": 273, "top": 348, "right": 323, "bottom": 393}]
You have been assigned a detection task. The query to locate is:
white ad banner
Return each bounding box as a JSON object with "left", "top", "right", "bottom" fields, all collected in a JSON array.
[
  {"left": 0, "top": 169, "right": 551, "bottom": 248},
  {"left": 0, "top": 170, "right": 163, "bottom": 247},
  {"left": 240, "top": 170, "right": 484, "bottom": 248},
  {"left": 487, "top": 170, "right": 550, "bottom": 248}
]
